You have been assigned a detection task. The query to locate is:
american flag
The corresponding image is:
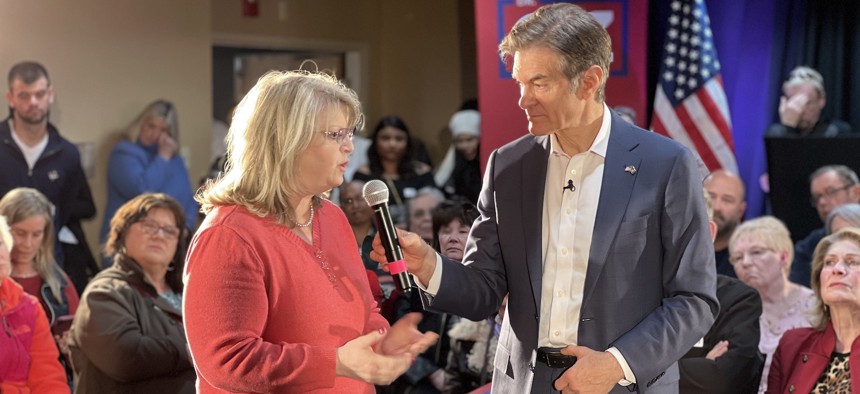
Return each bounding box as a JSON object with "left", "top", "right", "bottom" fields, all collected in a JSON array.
[{"left": 651, "top": 0, "right": 737, "bottom": 173}]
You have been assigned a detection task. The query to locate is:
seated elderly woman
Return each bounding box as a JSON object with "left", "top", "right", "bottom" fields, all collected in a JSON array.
[
  {"left": 68, "top": 193, "right": 194, "bottom": 393},
  {"left": 768, "top": 228, "right": 860, "bottom": 392},
  {"left": 729, "top": 216, "right": 817, "bottom": 393},
  {"left": 826, "top": 203, "right": 860, "bottom": 234},
  {"left": 0, "top": 215, "right": 70, "bottom": 393}
]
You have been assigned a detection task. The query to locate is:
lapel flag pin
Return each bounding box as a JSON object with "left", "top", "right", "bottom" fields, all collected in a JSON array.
[{"left": 624, "top": 165, "right": 637, "bottom": 175}]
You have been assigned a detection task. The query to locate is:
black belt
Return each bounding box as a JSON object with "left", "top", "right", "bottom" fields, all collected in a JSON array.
[{"left": 536, "top": 347, "right": 577, "bottom": 368}]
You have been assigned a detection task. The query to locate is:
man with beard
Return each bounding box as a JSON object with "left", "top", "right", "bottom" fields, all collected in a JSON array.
[
  {"left": 704, "top": 170, "right": 747, "bottom": 277},
  {"left": 0, "top": 61, "right": 97, "bottom": 293}
]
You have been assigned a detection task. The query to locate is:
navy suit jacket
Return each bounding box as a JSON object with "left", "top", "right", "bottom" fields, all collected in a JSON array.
[{"left": 429, "top": 112, "right": 719, "bottom": 393}]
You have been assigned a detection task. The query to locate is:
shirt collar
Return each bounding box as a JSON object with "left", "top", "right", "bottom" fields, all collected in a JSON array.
[{"left": 549, "top": 103, "right": 612, "bottom": 158}]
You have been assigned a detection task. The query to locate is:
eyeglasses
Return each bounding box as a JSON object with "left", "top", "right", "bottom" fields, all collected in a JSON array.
[
  {"left": 135, "top": 219, "right": 181, "bottom": 240},
  {"left": 810, "top": 184, "right": 854, "bottom": 206},
  {"left": 729, "top": 247, "right": 774, "bottom": 266},
  {"left": 319, "top": 127, "right": 355, "bottom": 145}
]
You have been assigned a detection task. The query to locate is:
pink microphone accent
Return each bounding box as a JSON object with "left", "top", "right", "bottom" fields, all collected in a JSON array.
[{"left": 389, "top": 259, "right": 408, "bottom": 275}]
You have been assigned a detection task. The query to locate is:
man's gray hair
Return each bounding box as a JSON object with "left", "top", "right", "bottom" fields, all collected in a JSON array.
[{"left": 810, "top": 164, "right": 859, "bottom": 186}]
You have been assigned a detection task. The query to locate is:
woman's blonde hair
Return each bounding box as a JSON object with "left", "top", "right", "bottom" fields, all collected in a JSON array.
[
  {"left": 729, "top": 216, "right": 794, "bottom": 275},
  {"left": 810, "top": 228, "right": 860, "bottom": 329},
  {"left": 197, "top": 70, "right": 362, "bottom": 226},
  {"left": 0, "top": 188, "right": 62, "bottom": 300},
  {"left": 126, "top": 99, "right": 179, "bottom": 142}
]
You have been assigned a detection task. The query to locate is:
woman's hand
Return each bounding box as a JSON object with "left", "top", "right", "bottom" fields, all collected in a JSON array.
[
  {"left": 377, "top": 312, "right": 439, "bottom": 357},
  {"left": 157, "top": 132, "right": 178, "bottom": 160},
  {"left": 54, "top": 330, "right": 71, "bottom": 356},
  {"left": 335, "top": 328, "right": 412, "bottom": 385}
]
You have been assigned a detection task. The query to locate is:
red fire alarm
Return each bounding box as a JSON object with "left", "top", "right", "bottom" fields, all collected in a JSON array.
[{"left": 242, "top": 0, "right": 259, "bottom": 17}]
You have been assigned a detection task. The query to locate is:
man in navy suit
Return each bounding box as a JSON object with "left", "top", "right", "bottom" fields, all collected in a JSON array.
[{"left": 372, "top": 4, "right": 718, "bottom": 393}]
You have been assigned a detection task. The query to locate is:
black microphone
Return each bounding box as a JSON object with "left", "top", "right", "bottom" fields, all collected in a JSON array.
[
  {"left": 362, "top": 179, "right": 414, "bottom": 294},
  {"left": 563, "top": 179, "right": 575, "bottom": 193}
]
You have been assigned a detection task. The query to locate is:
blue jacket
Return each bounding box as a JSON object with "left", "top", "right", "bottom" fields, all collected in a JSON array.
[
  {"left": 0, "top": 119, "right": 96, "bottom": 266},
  {"left": 100, "top": 140, "right": 198, "bottom": 242}
]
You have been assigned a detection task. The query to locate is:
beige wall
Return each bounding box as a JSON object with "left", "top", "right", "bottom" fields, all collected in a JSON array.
[
  {"left": 0, "top": 1, "right": 211, "bottom": 259},
  {"left": 0, "top": 0, "right": 467, "bottom": 261},
  {"left": 211, "top": 0, "right": 467, "bottom": 163}
]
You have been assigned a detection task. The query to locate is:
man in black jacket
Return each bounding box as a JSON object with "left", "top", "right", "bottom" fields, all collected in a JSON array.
[
  {"left": 1, "top": 61, "right": 98, "bottom": 293},
  {"left": 679, "top": 190, "right": 764, "bottom": 393}
]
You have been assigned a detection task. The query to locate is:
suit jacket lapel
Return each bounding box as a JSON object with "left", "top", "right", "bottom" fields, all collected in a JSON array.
[
  {"left": 522, "top": 136, "right": 549, "bottom": 311},
  {"left": 583, "top": 119, "right": 641, "bottom": 306}
]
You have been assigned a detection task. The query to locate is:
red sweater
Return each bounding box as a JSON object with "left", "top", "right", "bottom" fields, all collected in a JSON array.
[{"left": 184, "top": 201, "right": 389, "bottom": 393}]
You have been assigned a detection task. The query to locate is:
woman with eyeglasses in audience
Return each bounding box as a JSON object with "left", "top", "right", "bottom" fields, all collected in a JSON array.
[
  {"left": 768, "top": 228, "right": 860, "bottom": 393},
  {"left": 184, "top": 70, "right": 436, "bottom": 393},
  {"left": 68, "top": 193, "right": 194, "bottom": 393},
  {"left": 0, "top": 214, "right": 70, "bottom": 393},
  {"left": 729, "top": 216, "right": 816, "bottom": 393}
]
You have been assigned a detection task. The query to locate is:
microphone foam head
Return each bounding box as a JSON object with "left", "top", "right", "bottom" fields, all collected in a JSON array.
[{"left": 362, "top": 179, "right": 389, "bottom": 206}]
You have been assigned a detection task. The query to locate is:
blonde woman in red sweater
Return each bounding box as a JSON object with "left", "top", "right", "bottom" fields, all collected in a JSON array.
[{"left": 184, "top": 70, "right": 437, "bottom": 393}]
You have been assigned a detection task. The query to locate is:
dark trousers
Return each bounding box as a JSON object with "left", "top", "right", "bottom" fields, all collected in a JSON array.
[{"left": 531, "top": 362, "right": 569, "bottom": 394}]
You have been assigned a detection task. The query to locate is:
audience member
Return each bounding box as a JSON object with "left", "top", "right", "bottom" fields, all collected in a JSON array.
[
  {"left": 613, "top": 105, "right": 637, "bottom": 126},
  {"left": 408, "top": 187, "right": 445, "bottom": 244},
  {"left": 825, "top": 203, "right": 860, "bottom": 235},
  {"left": 729, "top": 216, "right": 816, "bottom": 393},
  {"left": 768, "top": 228, "right": 860, "bottom": 392},
  {"left": 679, "top": 189, "right": 764, "bottom": 394},
  {"left": 0, "top": 215, "right": 70, "bottom": 393},
  {"left": 184, "top": 70, "right": 437, "bottom": 392},
  {"left": 704, "top": 169, "right": 747, "bottom": 278},
  {"left": 0, "top": 61, "right": 97, "bottom": 294},
  {"left": 372, "top": 4, "right": 718, "bottom": 392},
  {"left": 434, "top": 109, "right": 482, "bottom": 203},
  {"left": 69, "top": 193, "right": 194, "bottom": 393},
  {"left": 384, "top": 198, "right": 481, "bottom": 394},
  {"left": 766, "top": 66, "right": 851, "bottom": 137},
  {"left": 354, "top": 115, "right": 436, "bottom": 226},
  {"left": 790, "top": 165, "right": 860, "bottom": 286},
  {"left": 0, "top": 187, "right": 78, "bottom": 386},
  {"left": 436, "top": 200, "right": 500, "bottom": 393},
  {"left": 0, "top": 188, "right": 78, "bottom": 327},
  {"left": 100, "top": 99, "right": 199, "bottom": 250},
  {"left": 339, "top": 179, "right": 393, "bottom": 301},
  {"left": 340, "top": 179, "right": 376, "bottom": 269}
]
